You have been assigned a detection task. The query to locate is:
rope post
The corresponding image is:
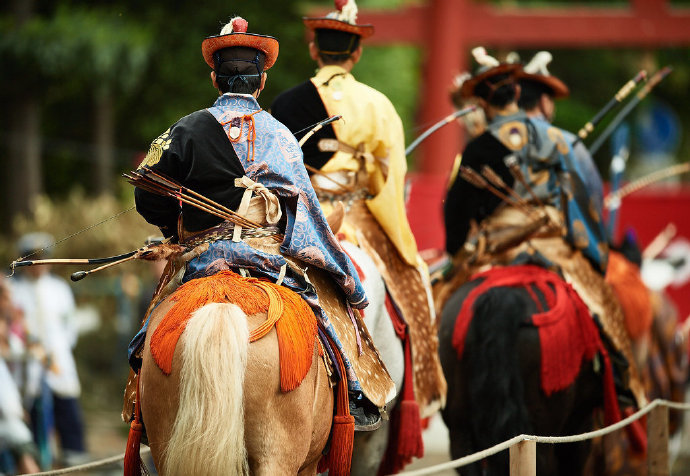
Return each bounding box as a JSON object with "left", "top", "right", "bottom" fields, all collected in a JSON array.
[
  {"left": 509, "top": 439, "right": 536, "bottom": 476},
  {"left": 648, "top": 404, "right": 670, "bottom": 476}
]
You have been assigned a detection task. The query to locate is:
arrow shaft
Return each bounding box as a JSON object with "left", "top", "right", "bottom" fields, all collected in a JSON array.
[
  {"left": 589, "top": 67, "right": 671, "bottom": 156},
  {"left": 575, "top": 70, "right": 647, "bottom": 144}
]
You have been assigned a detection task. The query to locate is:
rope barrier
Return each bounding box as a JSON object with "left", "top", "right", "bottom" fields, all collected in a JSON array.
[
  {"left": 18, "top": 447, "right": 150, "bottom": 476},
  {"left": 396, "top": 398, "right": 690, "bottom": 476},
  {"left": 17, "top": 398, "right": 690, "bottom": 475}
]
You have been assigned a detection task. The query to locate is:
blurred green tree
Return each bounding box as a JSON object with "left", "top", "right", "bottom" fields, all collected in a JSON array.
[{"left": 0, "top": 1, "right": 153, "bottom": 221}]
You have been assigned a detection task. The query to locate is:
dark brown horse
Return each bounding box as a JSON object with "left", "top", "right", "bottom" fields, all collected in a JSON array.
[{"left": 438, "top": 266, "right": 616, "bottom": 475}]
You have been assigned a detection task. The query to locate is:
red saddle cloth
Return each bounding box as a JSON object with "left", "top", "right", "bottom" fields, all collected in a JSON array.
[{"left": 452, "top": 264, "right": 622, "bottom": 425}]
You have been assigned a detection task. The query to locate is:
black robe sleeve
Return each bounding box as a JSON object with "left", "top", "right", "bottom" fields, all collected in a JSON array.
[
  {"left": 443, "top": 132, "right": 515, "bottom": 255},
  {"left": 270, "top": 80, "right": 337, "bottom": 171},
  {"left": 134, "top": 110, "right": 246, "bottom": 237}
]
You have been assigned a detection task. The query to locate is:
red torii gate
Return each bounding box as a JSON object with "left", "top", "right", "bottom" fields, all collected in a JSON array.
[{"left": 363, "top": 0, "right": 690, "bottom": 319}]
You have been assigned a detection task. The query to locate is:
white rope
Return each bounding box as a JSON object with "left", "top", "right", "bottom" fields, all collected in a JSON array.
[
  {"left": 395, "top": 398, "right": 690, "bottom": 476},
  {"left": 19, "top": 398, "right": 690, "bottom": 475},
  {"left": 398, "top": 435, "right": 527, "bottom": 476},
  {"left": 19, "top": 447, "right": 151, "bottom": 476}
]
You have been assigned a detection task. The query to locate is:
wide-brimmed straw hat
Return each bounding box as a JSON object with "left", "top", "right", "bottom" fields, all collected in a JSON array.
[
  {"left": 459, "top": 47, "right": 521, "bottom": 99},
  {"left": 514, "top": 51, "right": 569, "bottom": 99},
  {"left": 303, "top": 0, "right": 375, "bottom": 39},
  {"left": 201, "top": 17, "right": 279, "bottom": 71}
]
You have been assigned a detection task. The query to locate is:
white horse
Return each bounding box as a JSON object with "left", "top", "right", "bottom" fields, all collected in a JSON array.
[{"left": 340, "top": 240, "right": 405, "bottom": 476}]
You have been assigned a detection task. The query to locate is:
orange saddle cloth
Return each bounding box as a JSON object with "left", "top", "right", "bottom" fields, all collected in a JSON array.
[{"left": 150, "top": 270, "right": 317, "bottom": 393}]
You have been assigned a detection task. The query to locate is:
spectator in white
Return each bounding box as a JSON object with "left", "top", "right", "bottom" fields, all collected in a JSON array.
[
  {"left": 0, "top": 277, "right": 40, "bottom": 474},
  {"left": 9, "top": 233, "right": 87, "bottom": 467},
  {"left": 0, "top": 360, "right": 41, "bottom": 474}
]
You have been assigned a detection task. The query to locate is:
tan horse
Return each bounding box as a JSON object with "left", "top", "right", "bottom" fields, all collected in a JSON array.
[{"left": 139, "top": 296, "right": 334, "bottom": 475}]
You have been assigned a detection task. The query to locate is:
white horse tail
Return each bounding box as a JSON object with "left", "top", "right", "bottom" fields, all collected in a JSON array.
[{"left": 164, "top": 303, "right": 249, "bottom": 476}]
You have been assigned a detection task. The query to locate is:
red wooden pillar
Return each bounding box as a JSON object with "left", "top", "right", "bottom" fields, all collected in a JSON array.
[
  {"left": 418, "top": 0, "right": 468, "bottom": 177},
  {"left": 405, "top": 0, "right": 470, "bottom": 251}
]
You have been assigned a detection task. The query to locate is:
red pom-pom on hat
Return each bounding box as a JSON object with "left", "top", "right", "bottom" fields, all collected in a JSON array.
[
  {"left": 232, "top": 17, "right": 248, "bottom": 33},
  {"left": 202, "top": 16, "right": 279, "bottom": 71},
  {"left": 335, "top": 0, "right": 348, "bottom": 11}
]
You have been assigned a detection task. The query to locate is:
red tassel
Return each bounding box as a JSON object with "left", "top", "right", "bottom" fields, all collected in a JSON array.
[
  {"left": 123, "top": 420, "right": 143, "bottom": 476},
  {"left": 599, "top": 347, "right": 622, "bottom": 426},
  {"left": 124, "top": 373, "right": 143, "bottom": 476},
  {"left": 396, "top": 327, "right": 424, "bottom": 460},
  {"left": 317, "top": 453, "right": 329, "bottom": 474},
  {"left": 421, "top": 417, "right": 430, "bottom": 430},
  {"left": 397, "top": 400, "right": 424, "bottom": 458},
  {"left": 318, "top": 334, "right": 354, "bottom": 476},
  {"left": 623, "top": 407, "right": 648, "bottom": 455},
  {"left": 377, "top": 293, "right": 424, "bottom": 475},
  {"left": 327, "top": 413, "right": 355, "bottom": 476}
]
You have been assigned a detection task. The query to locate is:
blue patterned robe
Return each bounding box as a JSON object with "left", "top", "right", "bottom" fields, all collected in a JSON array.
[{"left": 130, "top": 94, "right": 368, "bottom": 393}]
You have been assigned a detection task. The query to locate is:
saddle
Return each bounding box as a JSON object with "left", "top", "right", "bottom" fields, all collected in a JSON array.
[
  {"left": 122, "top": 233, "right": 395, "bottom": 424},
  {"left": 244, "top": 236, "right": 395, "bottom": 410},
  {"left": 441, "top": 204, "right": 646, "bottom": 409}
]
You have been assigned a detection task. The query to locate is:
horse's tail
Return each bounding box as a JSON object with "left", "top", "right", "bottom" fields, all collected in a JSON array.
[
  {"left": 164, "top": 303, "right": 249, "bottom": 476},
  {"left": 464, "top": 286, "right": 533, "bottom": 467}
]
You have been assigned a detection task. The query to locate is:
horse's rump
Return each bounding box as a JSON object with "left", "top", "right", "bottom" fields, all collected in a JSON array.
[
  {"left": 148, "top": 270, "right": 317, "bottom": 392},
  {"left": 439, "top": 265, "right": 615, "bottom": 474},
  {"left": 139, "top": 271, "right": 334, "bottom": 475},
  {"left": 147, "top": 302, "right": 250, "bottom": 475},
  {"left": 450, "top": 205, "right": 645, "bottom": 408},
  {"left": 451, "top": 265, "right": 619, "bottom": 414}
]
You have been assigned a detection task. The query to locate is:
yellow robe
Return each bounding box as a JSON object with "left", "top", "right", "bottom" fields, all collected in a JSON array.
[{"left": 311, "top": 65, "right": 419, "bottom": 266}]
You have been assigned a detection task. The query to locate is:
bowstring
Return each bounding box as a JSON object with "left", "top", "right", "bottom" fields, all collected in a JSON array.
[{"left": 8, "top": 205, "right": 137, "bottom": 277}]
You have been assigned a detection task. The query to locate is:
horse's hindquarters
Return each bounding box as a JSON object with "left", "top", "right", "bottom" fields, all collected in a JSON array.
[
  {"left": 439, "top": 277, "right": 602, "bottom": 475},
  {"left": 140, "top": 298, "right": 334, "bottom": 476},
  {"left": 142, "top": 302, "right": 250, "bottom": 475},
  {"left": 243, "top": 312, "right": 333, "bottom": 475}
]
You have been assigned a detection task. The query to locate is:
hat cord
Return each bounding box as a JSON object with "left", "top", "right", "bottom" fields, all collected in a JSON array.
[{"left": 214, "top": 52, "right": 263, "bottom": 91}]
